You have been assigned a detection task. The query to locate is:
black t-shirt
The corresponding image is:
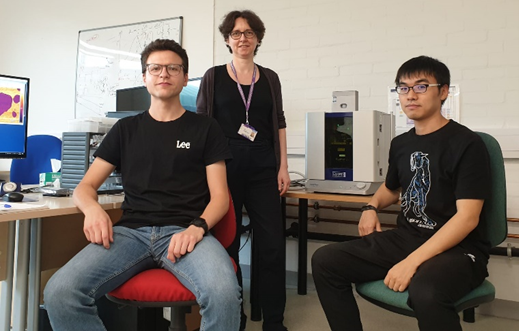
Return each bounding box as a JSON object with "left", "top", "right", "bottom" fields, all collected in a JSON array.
[
  {"left": 342, "top": 120, "right": 492, "bottom": 268},
  {"left": 386, "top": 120, "right": 491, "bottom": 256},
  {"left": 93, "top": 110, "right": 232, "bottom": 228},
  {"left": 213, "top": 64, "right": 273, "bottom": 143}
]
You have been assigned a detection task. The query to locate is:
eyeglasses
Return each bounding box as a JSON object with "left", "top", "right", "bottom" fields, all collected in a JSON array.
[
  {"left": 395, "top": 84, "right": 442, "bottom": 95},
  {"left": 229, "top": 30, "right": 255, "bottom": 40},
  {"left": 146, "top": 64, "right": 184, "bottom": 76}
]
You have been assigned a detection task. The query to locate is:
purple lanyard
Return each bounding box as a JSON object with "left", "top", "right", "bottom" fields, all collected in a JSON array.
[{"left": 230, "top": 61, "right": 256, "bottom": 125}]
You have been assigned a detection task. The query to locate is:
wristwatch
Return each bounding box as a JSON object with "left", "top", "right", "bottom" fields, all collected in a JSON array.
[
  {"left": 190, "top": 217, "right": 209, "bottom": 235},
  {"left": 360, "top": 204, "right": 378, "bottom": 213}
]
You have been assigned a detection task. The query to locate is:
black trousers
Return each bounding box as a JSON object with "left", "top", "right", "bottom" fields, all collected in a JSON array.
[
  {"left": 312, "top": 239, "right": 488, "bottom": 331},
  {"left": 226, "top": 139, "right": 286, "bottom": 329}
]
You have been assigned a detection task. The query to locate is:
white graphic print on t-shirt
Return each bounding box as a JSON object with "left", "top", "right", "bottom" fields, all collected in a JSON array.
[{"left": 402, "top": 151, "right": 436, "bottom": 230}]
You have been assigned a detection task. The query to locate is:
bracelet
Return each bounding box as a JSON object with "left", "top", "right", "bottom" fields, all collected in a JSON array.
[{"left": 360, "top": 204, "right": 378, "bottom": 213}]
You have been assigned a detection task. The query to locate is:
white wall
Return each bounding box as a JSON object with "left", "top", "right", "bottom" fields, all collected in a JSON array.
[
  {"left": 1, "top": 0, "right": 518, "bottom": 309},
  {"left": 215, "top": 0, "right": 519, "bottom": 131}
]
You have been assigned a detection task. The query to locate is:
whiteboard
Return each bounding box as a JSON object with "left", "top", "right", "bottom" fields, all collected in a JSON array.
[{"left": 75, "top": 17, "right": 183, "bottom": 118}]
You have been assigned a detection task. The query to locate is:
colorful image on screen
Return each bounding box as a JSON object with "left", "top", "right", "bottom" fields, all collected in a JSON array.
[
  {"left": 0, "top": 74, "right": 30, "bottom": 158},
  {"left": 0, "top": 86, "right": 25, "bottom": 124}
]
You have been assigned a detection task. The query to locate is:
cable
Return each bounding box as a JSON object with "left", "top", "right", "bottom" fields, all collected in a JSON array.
[
  {"left": 289, "top": 170, "right": 307, "bottom": 188},
  {"left": 289, "top": 170, "right": 305, "bottom": 178},
  {"left": 238, "top": 226, "right": 252, "bottom": 252}
]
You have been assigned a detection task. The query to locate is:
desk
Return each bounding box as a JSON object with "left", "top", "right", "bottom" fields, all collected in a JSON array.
[
  {"left": 0, "top": 194, "right": 124, "bottom": 331},
  {"left": 282, "top": 190, "right": 373, "bottom": 295}
]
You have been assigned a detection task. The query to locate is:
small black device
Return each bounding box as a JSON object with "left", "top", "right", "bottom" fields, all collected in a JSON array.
[
  {"left": 190, "top": 217, "right": 208, "bottom": 235},
  {"left": 2, "top": 192, "right": 24, "bottom": 202}
]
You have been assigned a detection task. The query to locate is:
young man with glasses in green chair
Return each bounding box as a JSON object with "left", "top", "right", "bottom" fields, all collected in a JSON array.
[
  {"left": 44, "top": 39, "right": 241, "bottom": 331},
  {"left": 312, "top": 55, "right": 491, "bottom": 331}
]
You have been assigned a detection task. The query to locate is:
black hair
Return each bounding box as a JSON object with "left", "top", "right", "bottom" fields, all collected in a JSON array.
[{"left": 395, "top": 56, "right": 450, "bottom": 105}]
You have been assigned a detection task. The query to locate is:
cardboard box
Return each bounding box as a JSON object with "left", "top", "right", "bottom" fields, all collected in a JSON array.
[{"left": 39, "top": 172, "right": 61, "bottom": 187}]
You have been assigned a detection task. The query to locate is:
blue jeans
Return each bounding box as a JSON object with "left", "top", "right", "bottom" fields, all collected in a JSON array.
[{"left": 44, "top": 225, "right": 241, "bottom": 331}]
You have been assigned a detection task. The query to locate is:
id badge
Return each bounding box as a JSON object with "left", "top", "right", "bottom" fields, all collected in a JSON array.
[{"left": 238, "top": 123, "right": 258, "bottom": 142}]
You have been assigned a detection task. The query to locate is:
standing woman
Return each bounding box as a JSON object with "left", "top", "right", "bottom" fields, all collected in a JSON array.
[{"left": 197, "top": 9, "right": 289, "bottom": 331}]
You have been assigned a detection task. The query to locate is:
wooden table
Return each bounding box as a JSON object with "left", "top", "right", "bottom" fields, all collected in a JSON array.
[
  {"left": 282, "top": 190, "right": 373, "bottom": 295},
  {"left": 0, "top": 193, "right": 124, "bottom": 331}
]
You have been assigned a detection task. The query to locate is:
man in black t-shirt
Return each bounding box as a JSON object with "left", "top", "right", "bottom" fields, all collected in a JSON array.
[
  {"left": 44, "top": 39, "right": 241, "bottom": 331},
  {"left": 312, "top": 56, "right": 491, "bottom": 331}
]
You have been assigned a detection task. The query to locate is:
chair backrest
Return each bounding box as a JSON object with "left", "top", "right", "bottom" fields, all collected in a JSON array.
[
  {"left": 10, "top": 134, "right": 62, "bottom": 185},
  {"left": 476, "top": 132, "right": 507, "bottom": 247},
  {"left": 210, "top": 191, "right": 236, "bottom": 249}
]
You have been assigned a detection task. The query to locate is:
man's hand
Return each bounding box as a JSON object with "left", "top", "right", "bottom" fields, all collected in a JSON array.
[
  {"left": 83, "top": 206, "right": 114, "bottom": 249},
  {"left": 384, "top": 258, "right": 419, "bottom": 292},
  {"left": 278, "top": 167, "right": 290, "bottom": 195},
  {"left": 358, "top": 210, "right": 382, "bottom": 236},
  {"left": 167, "top": 225, "right": 205, "bottom": 262}
]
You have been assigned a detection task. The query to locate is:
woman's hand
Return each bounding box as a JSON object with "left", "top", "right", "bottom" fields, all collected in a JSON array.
[{"left": 278, "top": 167, "right": 290, "bottom": 195}]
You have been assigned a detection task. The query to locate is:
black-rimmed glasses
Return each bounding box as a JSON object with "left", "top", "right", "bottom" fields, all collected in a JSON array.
[
  {"left": 396, "top": 84, "right": 442, "bottom": 95},
  {"left": 229, "top": 30, "right": 255, "bottom": 40},
  {"left": 146, "top": 64, "right": 184, "bottom": 76}
]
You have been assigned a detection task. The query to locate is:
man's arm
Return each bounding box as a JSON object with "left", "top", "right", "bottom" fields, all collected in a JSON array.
[
  {"left": 73, "top": 157, "right": 116, "bottom": 249},
  {"left": 167, "top": 160, "right": 229, "bottom": 262},
  {"left": 385, "top": 198, "right": 484, "bottom": 292},
  {"left": 358, "top": 183, "right": 400, "bottom": 236},
  {"left": 277, "top": 128, "right": 290, "bottom": 195}
]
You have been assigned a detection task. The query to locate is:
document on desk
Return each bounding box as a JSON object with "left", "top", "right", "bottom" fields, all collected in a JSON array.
[{"left": 0, "top": 202, "right": 49, "bottom": 212}]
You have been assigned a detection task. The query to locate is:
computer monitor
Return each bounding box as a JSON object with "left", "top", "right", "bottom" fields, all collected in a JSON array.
[
  {"left": 0, "top": 74, "right": 30, "bottom": 159},
  {"left": 116, "top": 86, "right": 150, "bottom": 112},
  {"left": 115, "top": 77, "right": 201, "bottom": 113}
]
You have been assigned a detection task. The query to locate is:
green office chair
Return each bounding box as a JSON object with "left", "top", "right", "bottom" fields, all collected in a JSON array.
[{"left": 355, "top": 132, "right": 507, "bottom": 323}]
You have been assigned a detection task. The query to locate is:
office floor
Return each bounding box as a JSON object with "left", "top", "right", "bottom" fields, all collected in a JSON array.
[{"left": 241, "top": 278, "right": 519, "bottom": 331}]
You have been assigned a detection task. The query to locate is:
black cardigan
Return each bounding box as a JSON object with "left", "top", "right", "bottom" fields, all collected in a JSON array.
[{"left": 196, "top": 64, "right": 287, "bottom": 170}]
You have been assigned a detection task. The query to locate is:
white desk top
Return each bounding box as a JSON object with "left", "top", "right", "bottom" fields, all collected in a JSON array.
[{"left": 0, "top": 193, "right": 124, "bottom": 223}]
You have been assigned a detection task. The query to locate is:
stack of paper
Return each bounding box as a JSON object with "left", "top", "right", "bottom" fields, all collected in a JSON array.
[{"left": 0, "top": 202, "right": 49, "bottom": 212}]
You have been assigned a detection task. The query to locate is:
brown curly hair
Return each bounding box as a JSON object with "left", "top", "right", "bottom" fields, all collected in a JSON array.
[{"left": 218, "top": 10, "right": 266, "bottom": 56}]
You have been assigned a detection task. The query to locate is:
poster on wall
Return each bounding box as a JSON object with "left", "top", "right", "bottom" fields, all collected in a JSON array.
[
  {"left": 388, "top": 84, "right": 460, "bottom": 136},
  {"left": 75, "top": 17, "right": 183, "bottom": 119}
]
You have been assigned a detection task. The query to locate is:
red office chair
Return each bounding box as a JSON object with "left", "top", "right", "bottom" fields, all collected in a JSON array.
[{"left": 106, "top": 193, "right": 236, "bottom": 331}]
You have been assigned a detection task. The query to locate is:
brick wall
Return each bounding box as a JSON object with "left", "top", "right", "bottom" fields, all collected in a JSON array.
[{"left": 215, "top": 0, "right": 518, "bottom": 132}]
